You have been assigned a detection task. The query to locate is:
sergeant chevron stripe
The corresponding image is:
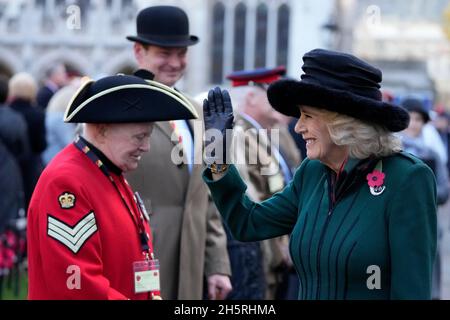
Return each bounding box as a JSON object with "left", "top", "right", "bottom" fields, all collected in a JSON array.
[{"left": 47, "top": 212, "right": 98, "bottom": 254}]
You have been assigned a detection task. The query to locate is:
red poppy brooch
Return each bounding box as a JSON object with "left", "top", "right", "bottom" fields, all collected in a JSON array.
[{"left": 366, "top": 161, "right": 386, "bottom": 196}]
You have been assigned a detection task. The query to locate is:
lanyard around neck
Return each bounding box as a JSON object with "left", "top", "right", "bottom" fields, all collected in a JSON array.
[{"left": 74, "top": 137, "right": 153, "bottom": 257}]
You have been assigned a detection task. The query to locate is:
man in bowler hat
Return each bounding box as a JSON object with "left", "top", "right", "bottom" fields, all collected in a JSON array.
[{"left": 126, "top": 6, "right": 232, "bottom": 300}]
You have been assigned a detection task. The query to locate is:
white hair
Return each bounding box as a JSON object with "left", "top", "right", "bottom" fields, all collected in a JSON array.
[{"left": 318, "top": 109, "right": 402, "bottom": 158}]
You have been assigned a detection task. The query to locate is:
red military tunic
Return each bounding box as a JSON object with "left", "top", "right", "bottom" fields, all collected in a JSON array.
[{"left": 27, "top": 140, "right": 158, "bottom": 299}]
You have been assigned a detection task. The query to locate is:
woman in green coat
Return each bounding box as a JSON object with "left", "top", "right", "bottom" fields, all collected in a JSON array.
[{"left": 201, "top": 49, "right": 437, "bottom": 300}]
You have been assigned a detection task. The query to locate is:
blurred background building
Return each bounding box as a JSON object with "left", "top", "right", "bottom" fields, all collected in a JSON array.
[
  {"left": 0, "top": 0, "right": 333, "bottom": 94},
  {"left": 348, "top": 0, "right": 450, "bottom": 108},
  {"left": 1, "top": 0, "right": 450, "bottom": 105}
]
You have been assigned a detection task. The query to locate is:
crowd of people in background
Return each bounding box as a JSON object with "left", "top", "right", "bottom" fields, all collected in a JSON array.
[{"left": 0, "top": 68, "right": 76, "bottom": 298}]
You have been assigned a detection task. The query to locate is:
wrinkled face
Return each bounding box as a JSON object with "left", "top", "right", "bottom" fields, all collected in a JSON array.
[
  {"left": 101, "top": 123, "right": 153, "bottom": 172},
  {"left": 405, "top": 111, "right": 425, "bottom": 138},
  {"left": 135, "top": 44, "right": 187, "bottom": 87},
  {"left": 294, "top": 106, "right": 346, "bottom": 166}
]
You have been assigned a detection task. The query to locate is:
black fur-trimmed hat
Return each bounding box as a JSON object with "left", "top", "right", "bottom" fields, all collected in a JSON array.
[
  {"left": 64, "top": 74, "right": 198, "bottom": 123},
  {"left": 267, "top": 49, "right": 410, "bottom": 132}
]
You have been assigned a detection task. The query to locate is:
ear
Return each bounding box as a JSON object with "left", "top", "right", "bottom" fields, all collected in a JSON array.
[
  {"left": 133, "top": 43, "right": 144, "bottom": 62},
  {"left": 245, "top": 89, "right": 257, "bottom": 108},
  {"left": 95, "top": 123, "right": 109, "bottom": 142}
]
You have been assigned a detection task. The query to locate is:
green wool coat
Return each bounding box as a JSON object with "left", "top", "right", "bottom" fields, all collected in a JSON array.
[{"left": 203, "top": 152, "right": 437, "bottom": 300}]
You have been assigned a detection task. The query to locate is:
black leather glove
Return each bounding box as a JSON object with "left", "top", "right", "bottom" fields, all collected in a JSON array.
[{"left": 203, "top": 87, "right": 234, "bottom": 164}]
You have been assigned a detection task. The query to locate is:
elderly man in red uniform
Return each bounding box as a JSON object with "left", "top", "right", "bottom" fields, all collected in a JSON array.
[{"left": 27, "top": 73, "right": 198, "bottom": 299}]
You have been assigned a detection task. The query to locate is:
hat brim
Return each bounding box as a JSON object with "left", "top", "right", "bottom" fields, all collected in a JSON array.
[
  {"left": 409, "top": 109, "right": 430, "bottom": 123},
  {"left": 401, "top": 103, "right": 430, "bottom": 123},
  {"left": 267, "top": 79, "right": 410, "bottom": 132},
  {"left": 64, "top": 80, "right": 198, "bottom": 123},
  {"left": 126, "top": 35, "right": 199, "bottom": 47}
]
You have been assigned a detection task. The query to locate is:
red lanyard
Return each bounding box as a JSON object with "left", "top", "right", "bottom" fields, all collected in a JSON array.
[{"left": 74, "top": 137, "right": 154, "bottom": 259}]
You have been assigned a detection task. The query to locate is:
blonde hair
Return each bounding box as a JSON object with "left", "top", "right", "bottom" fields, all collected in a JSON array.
[
  {"left": 8, "top": 72, "right": 37, "bottom": 101},
  {"left": 316, "top": 108, "right": 402, "bottom": 159}
]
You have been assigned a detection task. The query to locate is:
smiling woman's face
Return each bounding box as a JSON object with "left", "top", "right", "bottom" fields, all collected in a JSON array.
[{"left": 294, "top": 105, "right": 348, "bottom": 170}]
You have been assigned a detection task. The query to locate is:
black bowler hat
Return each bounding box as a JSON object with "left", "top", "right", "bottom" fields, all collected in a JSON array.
[
  {"left": 227, "top": 66, "right": 286, "bottom": 87},
  {"left": 64, "top": 74, "right": 198, "bottom": 123},
  {"left": 267, "top": 49, "right": 410, "bottom": 132},
  {"left": 401, "top": 97, "right": 430, "bottom": 123},
  {"left": 126, "top": 6, "right": 199, "bottom": 47}
]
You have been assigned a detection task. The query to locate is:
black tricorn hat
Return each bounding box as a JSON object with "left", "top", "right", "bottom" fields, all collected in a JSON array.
[
  {"left": 64, "top": 74, "right": 198, "bottom": 123},
  {"left": 267, "top": 49, "right": 410, "bottom": 132},
  {"left": 126, "top": 6, "right": 199, "bottom": 47}
]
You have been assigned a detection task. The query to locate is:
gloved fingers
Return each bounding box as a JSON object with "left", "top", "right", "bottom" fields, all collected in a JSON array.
[
  {"left": 213, "top": 87, "right": 224, "bottom": 113},
  {"left": 208, "top": 89, "right": 217, "bottom": 114},
  {"left": 222, "top": 90, "right": 232, "bottom": 115},
  {"left": 203, "top": 99, "right": 210, "bottom": 117}
]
